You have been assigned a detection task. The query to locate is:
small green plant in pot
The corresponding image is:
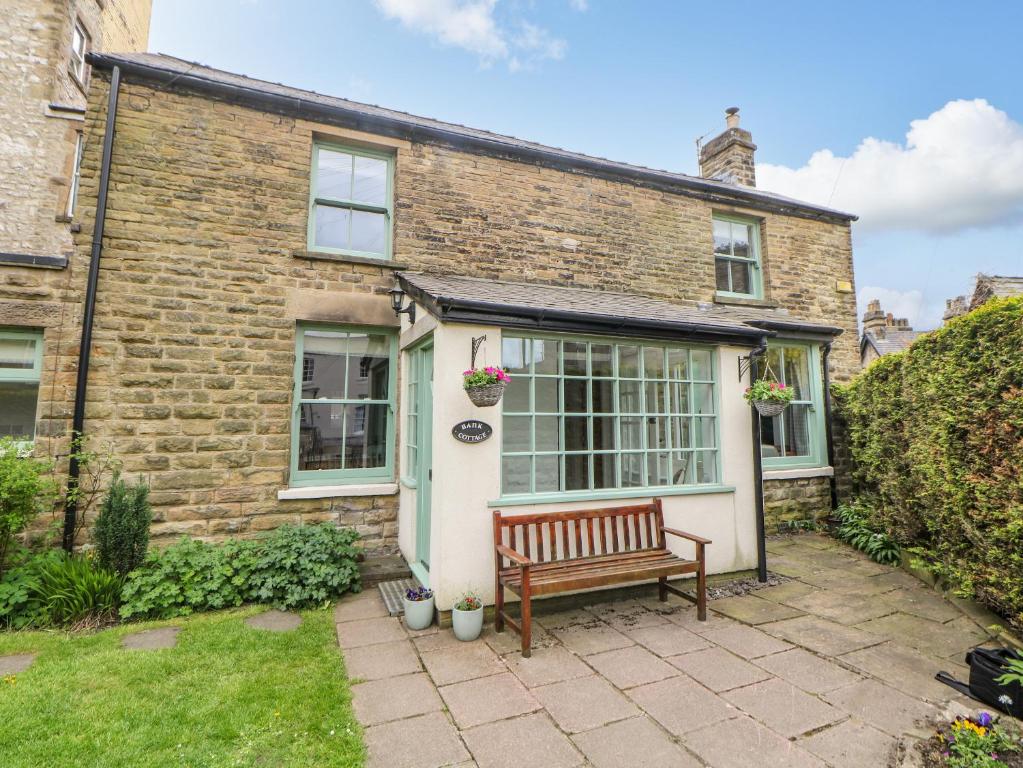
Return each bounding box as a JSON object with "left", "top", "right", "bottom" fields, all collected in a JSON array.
[
  {"left": 744, "top": 379, "right": 795, "bottom": 417},
  {"left": 452, "top": 590, "right": 483, "bottom": 641},
  {"left": 462, "top": 367, "right": 511, "bottom": 407},
  {"left": 402, "top": 585, "right": 434, "bottom": 630}
]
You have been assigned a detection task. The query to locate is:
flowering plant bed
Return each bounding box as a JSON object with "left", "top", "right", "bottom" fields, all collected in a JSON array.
[
  {"left": 744, "top": 379, "right": 794, "bottom": 417},
  {"left": 462, "top": 367, "right": 510, "bottom": 407},
  {"left": 916, "top": 712, "right": 1023, "bottom": 767}
]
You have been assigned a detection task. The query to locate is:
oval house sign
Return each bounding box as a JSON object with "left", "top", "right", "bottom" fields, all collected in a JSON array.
[{"left": 452, "top": 420, "right": 493, "bottom": 444}]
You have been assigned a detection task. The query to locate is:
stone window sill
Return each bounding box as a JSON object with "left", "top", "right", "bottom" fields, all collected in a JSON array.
[
  {"left": 292, "top": 250, "right": 408, "bottom": 269},
  {"left": 762, "top": 466, "right": 834, "bottom": 481},
  {"left": 0, "top": 253, "right": 68, "bottom": 270},
  {"left": 277, "top": 483, "right": 398, "bottom": 500},
  {"left": 713, "top": 293, "right": 778, "bottom": 309}
]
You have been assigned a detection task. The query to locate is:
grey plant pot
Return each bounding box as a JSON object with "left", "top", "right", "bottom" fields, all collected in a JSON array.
[
  {"left": 402, "top": 595, "right": 435, "bottom": 630},
  {"left": 452, "top": 606, "right": 484, "bottom": 641}
]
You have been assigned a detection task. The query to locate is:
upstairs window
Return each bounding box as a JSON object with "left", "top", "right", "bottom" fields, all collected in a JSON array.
[
  {"left": 70, "top": 20, "right": 89, "bottom": 84},
  {"left": 713, "top": 214, "right": 762, "bottom": 298},
  {"left": 308, "top": 143, "right": 393, "bottom": 260},
  {"left": 0, "top": 329, "right": 43, "bottom": 443},
  {"left": 66, "top": 132, "right": 84, "bottom": 217}
]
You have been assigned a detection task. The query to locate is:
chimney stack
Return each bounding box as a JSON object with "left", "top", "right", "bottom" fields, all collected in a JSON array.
[
  {"left": 862, "top": 299, "right": 886, "bottom": 334},
  {"left": 699, "top": 107, "right": 757, "bottom": 187}
]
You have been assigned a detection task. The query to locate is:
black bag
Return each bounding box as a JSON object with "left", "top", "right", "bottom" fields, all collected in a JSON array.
[{"left": 936, "top": 647, "right": 1023, "bottom": 718}]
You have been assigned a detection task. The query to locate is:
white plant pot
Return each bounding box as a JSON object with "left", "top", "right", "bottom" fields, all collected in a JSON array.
[
  {"left": 452, "top": 605, "right": 484, "bottom": 641},
  {"left": 402, "top": 596, "right": 435, "bottom": 630}
]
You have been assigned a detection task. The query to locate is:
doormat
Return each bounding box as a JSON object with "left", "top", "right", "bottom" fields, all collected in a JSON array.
[{"left": 378, "top": 578, "right": 419, "bottom": 616}]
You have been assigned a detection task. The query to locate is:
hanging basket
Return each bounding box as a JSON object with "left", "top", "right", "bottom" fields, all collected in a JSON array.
[
  {"left": 753, "top": 399, "right": 788, "bottom": 418},
  {"left": 466, "top": 381, "right": 506, "bottom": 407}
]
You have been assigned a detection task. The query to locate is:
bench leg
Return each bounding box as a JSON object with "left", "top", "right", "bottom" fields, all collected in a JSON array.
[
  {"left": 520, "top": 569, "right": 532, "bottom": 657},
  {"left": 494, "top": 579, "right": 505, "bottom": 633},
  {"left": 658, "top": 576, "right": 668, "bottom": 602},
  {"left": 696, "top": 543, "right": 707, "bottom": 621}
]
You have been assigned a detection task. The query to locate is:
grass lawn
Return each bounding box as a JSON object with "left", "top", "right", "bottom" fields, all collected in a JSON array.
[{"left": 0, "top": 606, "right": 364, "bottom": 767}]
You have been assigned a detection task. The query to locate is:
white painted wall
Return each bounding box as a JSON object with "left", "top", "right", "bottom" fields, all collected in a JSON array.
[{"left": 398, "top": 313, "right": 759, "bottom": 611}]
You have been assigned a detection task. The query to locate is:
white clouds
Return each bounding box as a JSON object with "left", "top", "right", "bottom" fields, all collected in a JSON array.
[
  {"left": 857, "top": 286, "right": 945, "bottom": 331},
  {"left": 568, "top": 0, "right": 589, "bottom": 10},
  {"left": 758, "top": 99, "right": 1023, "bottom": 234},
  {"left": 374, "top": 0, "right": 567, "bottom": 70}
]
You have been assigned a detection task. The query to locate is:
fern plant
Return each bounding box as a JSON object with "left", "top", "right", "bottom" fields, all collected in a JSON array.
[{"left": 832, "top": 503, "right": 901, "bottom": 565}]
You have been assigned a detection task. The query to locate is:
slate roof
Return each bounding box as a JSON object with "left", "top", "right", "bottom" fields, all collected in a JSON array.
[
  {"left": 861, "top": 329, "right": 920, "bottom": 357},
  {"left": 88, "top": 52, "right": 856, "bottom": 224},
  {"left": 398, "top": 272, "right": 842, "bottom": 345}
]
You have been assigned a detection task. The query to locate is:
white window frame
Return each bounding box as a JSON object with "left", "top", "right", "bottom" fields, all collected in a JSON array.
[
  {"left": 70, "top": 19, "right": 89, "bottom": 85},
  {"left": 66, "top": 132, "right": 84, "bottom": 218}
]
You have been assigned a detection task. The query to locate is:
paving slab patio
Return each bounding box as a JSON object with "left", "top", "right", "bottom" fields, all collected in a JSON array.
[{"left": 335, "top": 533, "right": 1003, "bottom": 767}]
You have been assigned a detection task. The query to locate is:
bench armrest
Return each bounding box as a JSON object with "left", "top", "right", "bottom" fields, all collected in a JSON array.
[
  {"left": 660, "top": 527, "right": 712, "bottom": 546},
  {"left": 495, "top": 543, "right": 533, "bottom": 567}
]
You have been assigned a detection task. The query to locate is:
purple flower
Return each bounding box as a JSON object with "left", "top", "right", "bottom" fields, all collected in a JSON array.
[{"left": 978, "top": 712, "right": 993, "bottom": 728}]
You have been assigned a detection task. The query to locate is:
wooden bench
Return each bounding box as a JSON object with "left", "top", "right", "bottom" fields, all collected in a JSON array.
[{"left": 492, "top": 499, "right": 711, "bottom": 656}]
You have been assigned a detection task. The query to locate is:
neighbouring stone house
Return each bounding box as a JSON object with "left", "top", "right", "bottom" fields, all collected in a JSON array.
[
  {"left": 944, "top": 273, "right": 1023, "bottom": 323},
  {"left": 859, "top": 298, "right": 919, "bottom": 366},
  {"left": 1, "top": 52, "right": 859, "bottom": 610}
]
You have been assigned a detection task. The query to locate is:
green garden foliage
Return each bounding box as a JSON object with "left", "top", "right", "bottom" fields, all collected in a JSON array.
[
  {"left": 93, "top": 474, "right": 152, "bottom": 576},
  {"left": 833, "top": 503, "right": 901, "bottom": 565},
  {"left": 837, "top": 297, "right": 1023, "bottom": 630},
  {"left": 0, "top": 551, "right": 121, "bottom": 628},
  {"left": 120, "top": 523, "right": 361, "bottom": 620},
  {"left": 0, "top": 438, "right": 56, "bottom": 576}
]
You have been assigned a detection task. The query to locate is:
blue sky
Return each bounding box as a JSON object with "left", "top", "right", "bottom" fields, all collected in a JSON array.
[{"left": 150, "top": 0, "right": 1023, "bottom": 329}]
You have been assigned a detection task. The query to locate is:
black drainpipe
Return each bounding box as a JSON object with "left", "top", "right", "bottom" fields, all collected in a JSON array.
[
  {"left": 63, "top": 65, "right": 121, "bottom": 551},
  {"left": 821, "top": 342, "right": 838, "bottom": 511},
  {"left": 749, "top": 338, "right": 769, "bottom": 583}
]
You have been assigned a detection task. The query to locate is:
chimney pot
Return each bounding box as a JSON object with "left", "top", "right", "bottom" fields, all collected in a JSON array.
[{"left": 725, "top": 107, "right": 740, "bottom": 129}]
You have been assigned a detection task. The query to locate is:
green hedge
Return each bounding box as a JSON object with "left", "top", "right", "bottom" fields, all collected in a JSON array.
[{"left": 837, "top": 296, "right": 1023, "bottom": 631}]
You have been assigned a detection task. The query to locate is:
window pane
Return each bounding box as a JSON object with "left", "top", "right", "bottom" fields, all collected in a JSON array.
[
  {"left": 313, "top": 205, "right": 350, "bottom": 250},
  {"left": 667, "top": 348, "right": 688, "bottom": 380},
  {"left": 694, "top": 416, "right": 716, "bottom": 448},
  {"left": 643, "top": 347, "right": 665, "bottom": 379},
  {"left": 645, "top": 381, "right": 666, "bottom": 414},
  {"left": 715, "top": 259, "right": 731, "bottom": 292},
  {"left": 669, "top": 382, "right": 690, "bottom": 414},
  {"left": 592, "top": 416, "right": 615, "bottom": 450},
  {"left": 617, "top": 345, "right": 640, "bottom": 378},
  {"left": 534, "top": 377, "right": 559, "bottom": 412},
  {"left": 504, "top": 376, "right": 530, "bottom": 412},
  {"left": 782, "top": 404, "right": 812, "bottom": 457},
  {"left": 760, "top": 414, "right": 782, "bottom": 458},
  {"left": 0, "top": 381, "right": 39, "bottom": 439},
  {"left": 533, "top": 340, "right": 559, "bottom": 374},
  {"left": 691, "top": 349, "right": 713, "bottom": 381},
  {"left": 621, "top": 453, "right": 645, "bottom": 487},
  {"left": 619, "top": 380, "right": 642, "bottom": 413},
  {"left": 298, "top": 403, "right": 343, "bottom": 470},
  {"left": 591, "top": 380, "right": 614, "bottom": 413},
  {"left": 564, "top": 379, "right": 587, "bottom": 413},
  {"left": 564, "top": 342, "right": 587, "bottom": 375},
  {"left": 591, "top": 344, "right": 613, "bottom": 377},
  {"left": 647, "top": 416, "right": 668, "bottom": 449},
  {"left": 565, "top": 454, "right": 589, "bottom": 491},
  {"left": 316, "top": 149, "right": 353, "bottom": 200},
  {"left": 346, "top": 333, "right": 390, "bottom": 400},
  {"left": 565, "top": 416, "right": 588, "bottom": 451},
  {"left": 503, "top": 416, "right": 531, "bottom": 452},
  {"left": 352, "top": 155, "right": 387, "bottom": 205},
  {"left": 620, "top": 416, "right": 642, "bottom": 450},
  {"left": 732, "top": 223, "right": 751, "bottom": 259},
  {"left": 535, "top": 455, "right": 560, "bottom": 492},
  {"left": 669, "top": 415, "right": 691, "bottom": 449},
  {"left": 694, "top": 452, "right": 717, "bottom": 484},
  {"left": 502, "top": 338, "right": 530, "bottom": 375},
  {"left": 503, "top": 456, "right": 531, "bottom": 494},
  {"left": 0, "top": 337, "right": 37, "bottom": 371},
  {"left": 535, "top": 416, "right": 560, "bottom": 451},
  {"left": 729, "top": 260, "right": 752, "bottom": 294},
  {"left": 593, "top": 453, "right": 616, "bottom": 490},
  {"left": 672, "top": 452, "right": 692, "bottom": 485},
  {"left": 302, "top": 331, "right": 346, "bottom": 400},
  {"left": 692, "top": 383, "right": 714, "bottom": 415},
  {"left": 713, "top": 219, "right": 732, "bottom": 255},
  {"left": 350, "top": 210, "right": 386, "bottom": 254},
  {"left": 345, "top": 403, "right": 388, "bottom": 468},
  {"left": 783, "top": 346, "right": 810, "bottom": 399},
  {"left": 647, "top": 452, "right": 670, "bottom": 486}
]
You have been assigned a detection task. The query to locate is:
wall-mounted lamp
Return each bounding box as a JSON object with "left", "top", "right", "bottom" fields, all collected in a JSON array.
[{"left": 388, "top": 279, "right": 416, "bottom": 324}]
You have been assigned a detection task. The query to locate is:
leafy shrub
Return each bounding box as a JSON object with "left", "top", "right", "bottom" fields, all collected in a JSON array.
[
  {"left": 837, "top": 297, "right": 1023, "bottom": 630},
  {"left": 247, "top": 524, "right": 361, "bottom": 610},
  {"left": 93, "top": 474, "right": 152, "bottom": 576},
  {"left": 120, "top": 523, "right": 361, "bottom": 620},
  {"left": 931, "top": 712, "right": 1021, "bottom": 768},
  {"left": 0, "top": 439, "right": 56, "bottom": 576},
  {"left": 832, "top": 503, "right": 901, "bottom": 565},
  {"left": 0, "top": 550, "right": 121, "bottom": 628}
]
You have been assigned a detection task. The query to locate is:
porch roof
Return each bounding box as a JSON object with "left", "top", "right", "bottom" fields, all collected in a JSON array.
[{"left": 397, "top": 273, "right": 842, "bottom": 346}]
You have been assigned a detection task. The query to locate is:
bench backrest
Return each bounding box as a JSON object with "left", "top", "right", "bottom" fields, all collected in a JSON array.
[{"left": 493, "top": 500, "right": 666, "bottom": 568}]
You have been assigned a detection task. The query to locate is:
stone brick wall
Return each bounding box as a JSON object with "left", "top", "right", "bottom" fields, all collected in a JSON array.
[
  {"left": 763, "top": 476, "right": 833, "bottom": 532},
  {"left": 51, "top": 70, "right": 859, "bottom": 553}
]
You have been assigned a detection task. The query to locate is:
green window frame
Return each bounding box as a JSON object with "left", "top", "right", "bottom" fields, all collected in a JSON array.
[
  {"left": 713, "top": 213, "right": 763, "bottom": 299},
  {"left": 289, "top": 324, "right": 397, "bottom": 487},
  {"left": 759, "top": 341, "right": 827, "bottom": 470},
  {"left": 307, "top": 142, "right": 394, "bottom": 260},
  {"left": 403, "top": 346, "right": 420, "bottom": 485},
  {"left": 0, "top": 328, "right": 44, "bottom": 443},
  {"left": 499, "top": 333, "right": 725, "bottom": 502}
]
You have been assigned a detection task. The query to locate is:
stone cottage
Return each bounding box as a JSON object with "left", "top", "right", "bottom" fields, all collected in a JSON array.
[
  {"left": 0, "top": 52, "right": 859, "bottom": 610},
  {"left": 859, "top": 299, "right": 919, "bottom": 366}
]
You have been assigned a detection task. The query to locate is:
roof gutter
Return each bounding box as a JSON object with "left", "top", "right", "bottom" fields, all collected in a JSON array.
[
  {"left": 63, "top": 65, "right": 120, "bottom": 551},
  {"left": 87, "top": 54, "right": 856, "bottom": 226}
]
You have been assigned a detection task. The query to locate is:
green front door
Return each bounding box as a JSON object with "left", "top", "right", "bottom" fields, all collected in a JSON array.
[{"left": 414, "top": 343, "right": 433, "bottom": 571}]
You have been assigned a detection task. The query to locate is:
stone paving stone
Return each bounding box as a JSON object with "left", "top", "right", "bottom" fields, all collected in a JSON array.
[
  {"left": 838, "top": 641, "right": 969, "bottom": 702},
  {"left": 627, "top": 674, "right": 738, "bottom": 736},
  {"left": 682, "top": 715, "right": 826, "bottom": 768},
  {"left": 505, "top": 645, "right": 592, "bottom": 688},
  {"left": 722, "top": 677, "right": 845, "bottom": 738},
  {"left": 352, "top": 673, "right": 443, "bottom": 726},
  {"left": 421, "top": 642, "right": 506, "bottom": 686},
  {"left": 699, "top": 623, "right": 794, "bottom": 659},
  {"left": 666, "top": 647, "right": 772, "bottom": 692},
  {"left": 344, "top": 639, "right": 422, "bottom": 682},
  {"left": 413, "top": 628, "right": 465, "bottom": 653},
  {"left": 533, "top": 674, "right": 640, "bottom": 734},
  {"left": 0, "top": 653, "right": 36, "bottom": 675},
  {"left": 801, "top": 571, "right": 899, "bottom": 595},
  {"left": 584, "top": 645, "right": 678, "bottom": 689},
  {"left": 534, "top": 608, "right": 596, "bottom": 630},
  {"left": 625, "top": 622, "right": 710, "bottom": 657},
  {"left": 855, "top": 613, "right": 988, "bottom": 659},
  {"left": 245, "top": 610, "right": 302, "bottom": 632},
  {"left": 824, "top": 679, "right": 938, "bottom": 736},
  {"left": 870, "top": 570, "right": 930, "bottom": 592},
  {"left": 709, "top": 595, "right": 804, "bottom": 625},
  {"left": 121, "top": 627, "right": 181, "bottom": 650},
  {"left": 550, "top": 623, "right": 634, "bottom": 656},
  {"left": 439, "top": 672, "right": 540, "bottom": 729},
  {"left": 797, "top": 718, "right": 898, "bottom": 768},
  {"left": 586, "top": 599, "right": 669, "bottom": 630},
  {"left": 572, "top": 716, "right": 702, "bottom": 768},
  {"left": 462, "top": 713, "right": 584, "bottom": 768},
  {"left": 784, "top": 589, "right": 896, "bottom": 625},
  {"left": 364, "top": 711, "right": 470, "bottom": 768},
  {"left": 753, "top": 647, "right": 863, "bottom": 694},
  {"left": 754, "top": 580, "right": 817, "bottom": 604},
  {"left": 761, "top": 615, "right": 882, "bottom": 656},
  {"left": 765, "top": 557, "right": 828, "bottom": 579},
  {"left": 337, "top": 617, "right": 407, "bottom": 649},
  {"left": 481, "top": 624, "right": 555, "bottom": 655},
  {"left": 664, "top": 607, "right": 740, "bottom": 634},
  {"left": 334, "top": 592, "right": 389, "bottom": 623}
]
